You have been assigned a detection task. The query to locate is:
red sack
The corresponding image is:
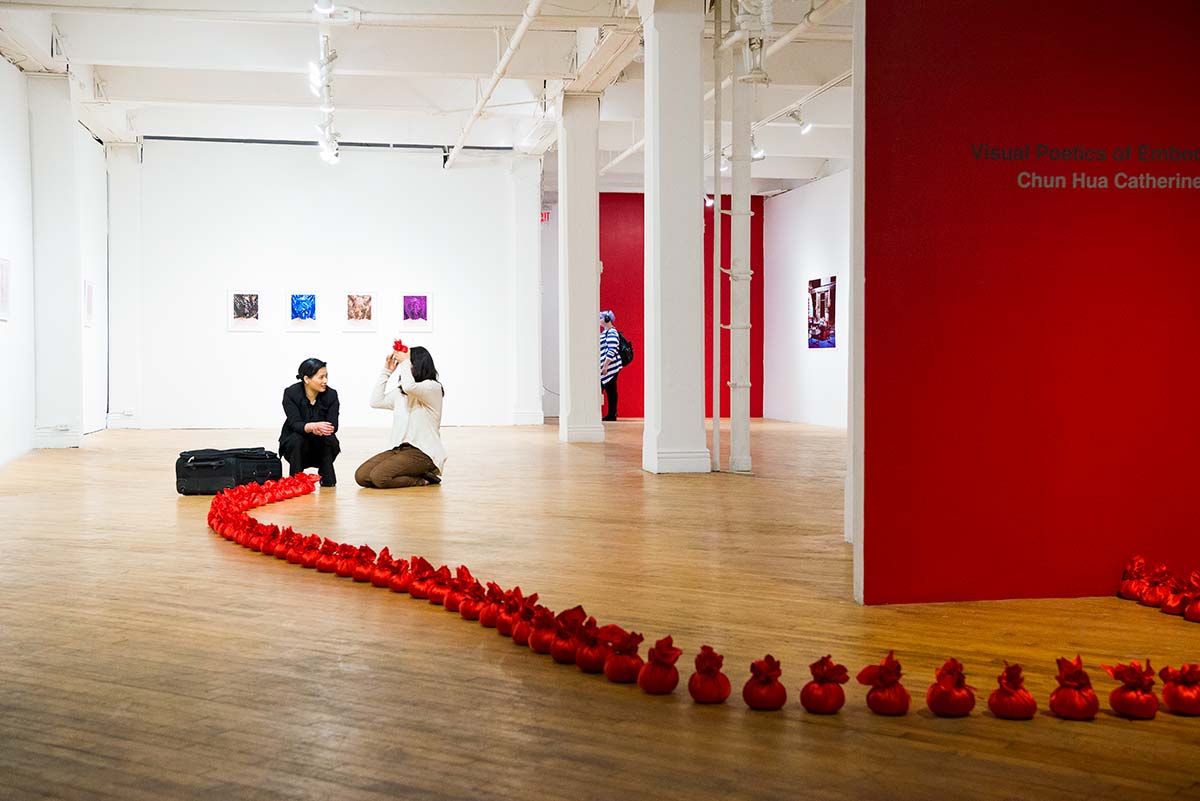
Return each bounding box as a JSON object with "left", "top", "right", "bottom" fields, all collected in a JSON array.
[
  {"left": 275, "top": 530, "right": 298, "bottom": 560},
  {"left": 444, "top": 565, "right": 475, "bottom": 613},
  {"left": 352, "top": 545, "right": 378, "bottom": 582},
  {"left": 550, "top": 606, "right": 587, "bottom": 664},
  {"left": 388, "top": 560, "right": 413, "bottom": 593},
  {"left": 1101, "top": 660, "right": 1158, "bottom": 720},
  {"left": 407, "top": 556, "right": 436, "bottom": 599},
  {"left": 687, "top": 645, "right": 731, "bottom": 704},
  {"left": 334, "top": 543, "right": 359, "bottom": 578},
  {"left": 987, "top": 662, "right": 1038, "bottom": 720},
  {"left": 478, "top": 582, "right": 506, "bottom": 628},
  {"left": 601, "top": 626, "right": 645, "bottom": 684},
  {"left": 1117, "top": 554, "right": 1148, "bottom": 600},
  {"left": 926, "top": 658, "right": 976, "bottom": 717},
  {"left": 300, "top": 535, "right": 323, "bottom": 569},
  {"left": 638, "top": 636, "right": 683, "bottom": 695},
  {"left": 573, "top": 617, "right": 611, "bottom": 673},
  {"left": 1049, "top": 655, "right": 1100, "bottom": 720},
  {"left": 315, "top": 538, "right": 340, "bottom": 573},
  {"left": 528, "top": 606, "right": 557, "bottom": 654},
  {"left": 1159, "top": 664, "right": 1200, "bottom": 716},
  {"left": 497, "top": 587, "right": 530, "bottom": 636},
  {"left": 370, "top": 548, "right": 396, "bottom": 588},
  {"left": 426, "top": 565, "right": 453, "bottom": 605},
  {"left": 743, "top": 654, "right": 787, "bottom": 711},
  {"left": 259, "top": 530, "right": 281, "bottom": 557},
  {"left": 799, "top": 655, "right": 849, "bottom": 715},
  {"left": 1186, "top": 598, "right": 1200, "bottom": 623},
  {"left": 856, "top": 651, "right": 910, "bottom": 716},
  {"left": 1136, "top": 562, "right": 1172, "bottom": 607},
  {"left": 286, "top": 531, "right": 308, "bottom": 564},
  {"left": 458, "top": 580, "right": 485, "bottom": 620},
  {"left": 511, "top": 595, "right": 542, "bottom": 646}
]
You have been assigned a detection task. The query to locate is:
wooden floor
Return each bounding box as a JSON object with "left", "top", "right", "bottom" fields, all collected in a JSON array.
[{"left": 1, "top": 421, "right": 1197, "bottom": 801}]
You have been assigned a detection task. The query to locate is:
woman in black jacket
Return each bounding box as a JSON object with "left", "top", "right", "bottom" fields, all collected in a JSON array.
[{"left": 279, "top": 357, "right": 340, "bottom": 487}]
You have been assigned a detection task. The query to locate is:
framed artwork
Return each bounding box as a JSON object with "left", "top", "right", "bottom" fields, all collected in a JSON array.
[
  {"left": 83, "top": 280, "right": 95, "bottom": 328},
  {"left": 343, "top": 292, "right": 377, "bottom": 332},
  {"left": 807, "top": 276, "right": 836, "bottom": 349},
  {"left": 287, "top": 292, "right": 319, "bottom": 332},
  {"left": 227, "top": 290, "right": 263, "bottom": 332},
  {"left": 398, "top": 292, "right": 433, "bottom": 333},
  {"left": 0, "top": 259, "right": 10, "bottom": 322}
]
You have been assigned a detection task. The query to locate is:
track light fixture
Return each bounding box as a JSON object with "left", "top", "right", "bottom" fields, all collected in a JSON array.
[
  {"left": 787, "top": 109, "right": 814, "bottom": 135},
  {"left": 751, "top": 136, "right": 765, "bottom": 161},
  {"left": 309, "top": 33, "right": 340, "bottom": 164},
  {"left": 705, "top": 195, "right": 714, "bottom": 207},
  {"left": 313, "top": 0, "right": 335, "bottom": 15}
]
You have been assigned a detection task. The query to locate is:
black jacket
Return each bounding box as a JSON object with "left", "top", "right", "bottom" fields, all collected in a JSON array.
[{"left": 279, "top": 382, "right": 340, "bottom": 446}]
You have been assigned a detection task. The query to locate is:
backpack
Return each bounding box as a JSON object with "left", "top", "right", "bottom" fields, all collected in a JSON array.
[{"left": 617, "top": 332, "right": 634, "bottom": 367}]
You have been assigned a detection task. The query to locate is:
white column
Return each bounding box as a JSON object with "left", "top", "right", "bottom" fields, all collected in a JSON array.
[
  {"left": 849, "top": 0, "right": 867, "bottom": 602},
  {"left": 107, "top": 143, "right": 144, "bottom": 429},
  {"left": 640, "top": 0, "right": 710, "bottom": 474},
  {"left": 729, "top": 40, "right": 753, "bottom": 473},
  {"left": 510, "top": 155, "right": 545, "bottom": 425},
  {"left": 28, "top": 75, "right": 83, "bottom": 448},
  {"left": 556, "top": 93, "right": 604, "bottom": 443}
]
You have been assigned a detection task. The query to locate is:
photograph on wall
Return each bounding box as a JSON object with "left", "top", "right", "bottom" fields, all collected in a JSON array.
[
  {"left": 227, "top": 290, "right": 263, "bottom": 332},
  {"left": 398, "top": 292, "right": 433, "bottom": 333},
  {"left": 807, "top": 276, "right": 836, "bottom": 348},
  {"left": 287, "top": 292, "right": 319, "bottom": 332},
  {"left": 83, "top": 280, "right": 95, "bottom": 328},
  {"left": 344, "top": 292, "right": 377, "bottom": 332},
  {"left": 0, "top": 259, "right": 10, "bottom": 322}
]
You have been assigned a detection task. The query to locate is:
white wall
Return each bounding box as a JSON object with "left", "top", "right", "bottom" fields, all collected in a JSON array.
[
  {"left": 0, "top": 61, "right": 36, "bottom": 466},
  {"left": 539, "top": 202, "right": 560, "bottom": 417},
  {"left": 77, "top": 124, "right": 109, "bottom": 434},
  {"left": 763, "top": 169, "right": 851, "bottom": 428},
  {"left": 115, "top": 139, "right": 541, "bottom": 429}
]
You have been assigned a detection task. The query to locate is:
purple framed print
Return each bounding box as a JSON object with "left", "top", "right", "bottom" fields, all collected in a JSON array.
[{"left": 398, "top": 292, "right": 433, "bottom": 333}]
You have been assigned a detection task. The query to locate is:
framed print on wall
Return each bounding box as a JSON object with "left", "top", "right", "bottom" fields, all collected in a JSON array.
[
  {"left": 0, "top": 259, "right": 10, "bottom": 322},
  {"left": 398, "top": 292, "right": 433, "bottom": 333},
  {"left": 807, "top": 276, "right": 836, "bottom": 348},
  {"left": 227, "top": 290, "right": 263, "bottom": 332},
  {"left": 287, "top": 292, "right": 319, "bottom": 332},
  {"left": 343, "top": 292, "right": 377, "bottom": 332}
]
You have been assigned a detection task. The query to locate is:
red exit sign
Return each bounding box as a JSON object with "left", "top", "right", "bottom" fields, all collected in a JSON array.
[{"left": 540, "top": 210, "right": 551, "bottom": 223}]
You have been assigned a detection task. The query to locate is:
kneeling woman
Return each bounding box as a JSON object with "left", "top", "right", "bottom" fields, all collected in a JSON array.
[
  {"left": 279, "top": 358, "right": 340, "bottom": 487},
  {"left": 355, "top": 346, "right": 445, "bottom": 489}
]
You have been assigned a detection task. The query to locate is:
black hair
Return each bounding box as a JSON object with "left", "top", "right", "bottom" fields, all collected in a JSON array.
[
  {"left": 407, "top": 346, "right": 444, "bottom": 396},
  {"left": 296, "top": 357, "right": 327, "bottom": 382}
]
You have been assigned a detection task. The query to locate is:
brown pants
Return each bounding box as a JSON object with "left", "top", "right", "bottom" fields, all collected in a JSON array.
[{"left": 354, "top": 444, "right": 438, "bottom": 489}]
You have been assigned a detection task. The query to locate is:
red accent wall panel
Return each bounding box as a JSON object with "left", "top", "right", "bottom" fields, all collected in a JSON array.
[
  {"left": 863, "top": 1, "right": 1200, "bottom": 603},
  {"left": 598, "top": 193, "right": 764, "bottom": 419}
]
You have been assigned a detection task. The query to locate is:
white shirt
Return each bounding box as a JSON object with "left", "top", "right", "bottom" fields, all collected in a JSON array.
[{"left": 368, "top": 361, "right": 446, "bottom": 472}]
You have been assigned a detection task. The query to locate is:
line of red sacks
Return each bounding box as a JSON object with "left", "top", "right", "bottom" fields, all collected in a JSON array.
[
  {"left": 206, "top": 475, "right": 1200, "bottom": 718},
  {"left": 1118, "top": 554, "right": 1200, "bottom": 622}
]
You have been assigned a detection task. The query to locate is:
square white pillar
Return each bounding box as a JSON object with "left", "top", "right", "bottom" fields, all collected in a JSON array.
[{"left": 640, "top": 0, "right": 710, "bottom": 473}]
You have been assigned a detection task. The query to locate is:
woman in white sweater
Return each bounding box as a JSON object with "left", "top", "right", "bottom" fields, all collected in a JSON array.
[{"left": 354, "top": 346, "right": 446, "bottom": 489}]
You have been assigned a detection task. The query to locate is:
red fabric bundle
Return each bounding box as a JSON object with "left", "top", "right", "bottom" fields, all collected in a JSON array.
[
  {"left": 392, "top": 338, "right": 408, "bottom": 353},
  {"left": 370, "top": 547, "right": 396, "bottom": 588},
  {"left": 528, "top": 606, "right": 557, "bottom": 653},
  {"left": 987, "top": 662, "right": 1038, "bottom": 720},
  {"left": 638, "top": 636, "right": 683, "bottom": 695},
  {"left": 1137, "top": 562, "right": 1172, "bottom": 607},
  {"left": 260, "top": 529, "right": 282, "bottom": 557},
  {"left": 298, "top": 534, "right": 322, "bottom": 568},
  {"left": 573, "top": 617, "right": 611, "bottom": 673},
  {"left": 334, "top": 543, "right": 359, "bottom": 578},
  {"left": 247, "top": 527, "right": 265, "bottom": 552},
  {"left": 497, "top": 587, "right": 529, "bottom": 635},
  {"left": 1101, "top": 660, "right": 1158, "bottom": 720},
  {"left": 1118, "top": 554, "right": 1147, "bottom": 600},
  {"left": 926, "top": 658, "right": 976, "bottom": 717},
  {"left": 407, "top": 556, "right": 435, "bottom": 599},
  {"left": 550, "top": 606, "right": 587, "bottom": 664},
  {"left": 1186, "top": 598, "right": 1200, "bottom": 623},
  {"left": 511, "top": 596, "right": 542, "bottom": 646},
  {"left": 275, "top": 530, "right": 298, "bottom": 560},
  {"left": 444, "top": 565, "right": 475, "bottom": 612},
  {"left": 600, "top": 626, "right": 644, "bottom": 684},
  {"left": 1049, "top": 655, "right": 1100, "bottom": 720},
  {"left": 351, "top": 545, "right": 378, "bottom": 582},
  {"left": 315, "top": 538, "right": 340, "bottom": 572},
  {"left": 742, "top": 654, "right": 787, "bottom": 711},
  {"left": 478, "top": 582, "right": 506, "bottom": 628},
  {"left": 1159, "top": 664, "right": 1200, "bottom": 715},
  {"left": 687, "top": 645, "right": 731, "bottom": 704},
  {"left": 426, "top": 565, "right": 453, "bottom": 605},
  {"left": 458, "top": 580, "right": 485, "bottom": 620},
  {"left": 1160, "top": 573, "right": 1192, "bottom": 616},
  {"left": 856, "top": 651, "right": 910, "bottom": 716},
  {"left": 284, "top": 530, "right": 306, "bottom": 563},
  {"left": 388, "top": 560, "right": 413, "bottom": 593},
  {"left": 800, "top": 655, "right": 849, "bottom": 714}
]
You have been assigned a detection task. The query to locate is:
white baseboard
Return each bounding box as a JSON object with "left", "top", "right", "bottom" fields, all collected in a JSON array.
[
  {"left": 107, "top": 414, "right": 140, "bottom": 429},
  {"left": 33, "top": 430, "right": 82, "bottom": 449},
  {"left": 512, "top": 410, "right": 546, "bottom": 426},
  {"left": 643, "top": 448, "right": 712, "bottom": 474},
  {"left": 559, "top": 423, "right": 605, "bottom": 443}
]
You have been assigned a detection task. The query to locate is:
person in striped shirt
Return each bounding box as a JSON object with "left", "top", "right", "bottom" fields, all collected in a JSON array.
[{"left": 600, "top": 310, "right": 622, "bottom": 421}]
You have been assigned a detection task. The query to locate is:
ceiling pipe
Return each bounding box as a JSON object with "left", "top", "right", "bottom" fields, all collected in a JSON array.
[
  {"left": 443, "top": 0, "right": 544, "bottom": 170},
  {"left": 599, "top": 0, "right": 847, "bottom": 176}
]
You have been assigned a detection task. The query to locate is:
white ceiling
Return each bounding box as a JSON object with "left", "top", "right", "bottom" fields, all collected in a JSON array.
[{"left": 0, "top": 0, "right": 854, "bottom": 195}]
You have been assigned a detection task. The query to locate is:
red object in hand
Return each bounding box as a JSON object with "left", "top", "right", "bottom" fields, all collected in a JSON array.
[
  {"left": 1159, "top": 664, "right": 1200, "bottom": 716},
  {"left": 687, "top": 645, "right": 731, "bottom": 704},
  {"left": 1049, "top": 655, "right": 1100, "bottom": 720},
  {"left": 987, "top": 662, "right": 1038, "bottom": 720},
  {"left": 393, "top": 339, "right": 409, "bottom": 353},
  {"left": 799, "top": 655, "right": 850, "bottom": 714},
  {"left": 637, "top": 636, "right": 683, "bottom": 695},
  {"left": 742, "top": 654, "right": 787, "bottom": 711},
  {"left": 926, "top": 658, "right": 976, "bottom": 717},
  {"left": 856, "top": 651, "right": 911, "bottom": 715},
  {"left": 601, "top": 626, "right": 645, "bottom": 684},
  {"left": 1102, "top": 660, "right": 1159, "bottom": 720}
]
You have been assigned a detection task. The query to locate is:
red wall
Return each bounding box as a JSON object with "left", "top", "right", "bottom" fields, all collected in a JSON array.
[
  {"left": 598, "top": 193, "right": 764, "bottom": 419},
  {"left": 863, "top": 1, "right": 1200, "bottom": 603}
]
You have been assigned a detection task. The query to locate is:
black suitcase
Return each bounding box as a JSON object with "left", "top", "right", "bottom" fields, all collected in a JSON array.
[{"left": 175, "top": 447, "right": 283, "bottom": 495}]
